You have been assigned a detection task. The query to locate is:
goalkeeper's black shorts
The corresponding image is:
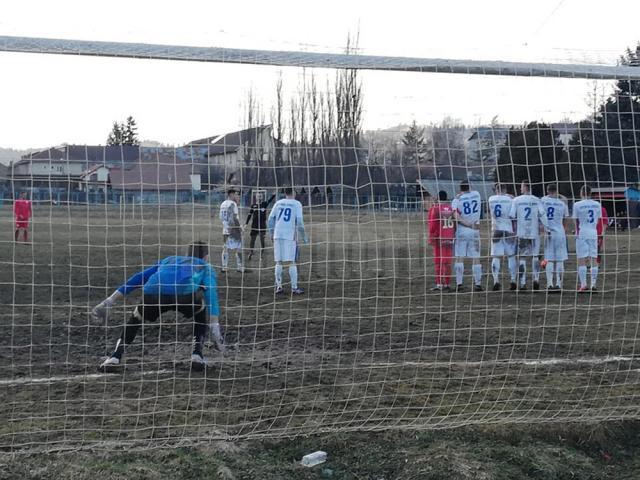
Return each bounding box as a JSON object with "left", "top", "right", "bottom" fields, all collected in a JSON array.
[{"left": 136, "top": 289, "right": 207, "bottom": 324}]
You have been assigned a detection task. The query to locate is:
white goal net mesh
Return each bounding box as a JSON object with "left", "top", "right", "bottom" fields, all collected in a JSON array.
[{"left": 2, "top": 38, "right": 640, "bottom": 453}]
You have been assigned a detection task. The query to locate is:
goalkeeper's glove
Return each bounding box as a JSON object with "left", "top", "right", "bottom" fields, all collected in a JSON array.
[
  {"left": 91, "top": 291, "right": 123, "bottom": 323},
  {"left": 209, "top": 315, "right": 225, "bottom": 353}
]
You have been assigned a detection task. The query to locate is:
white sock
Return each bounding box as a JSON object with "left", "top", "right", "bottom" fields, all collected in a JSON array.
[
  {"left": 472, "top": 264, "right": 482, "bottom": 286},
  {"left": 455, "top": 262, "right": 464, "bottom": 286},
  {"left": 289, "top": 264, "right": 298, "bottom": 289},
  {"left": 222, "top": 248, "right": 228, "bottom": 269},
  {"left": 519, "top": 260, "right": 527, "bottom": 286},
  {"left": 491, "top": 258, "right": 501, "bottom": 284},
  {"left": 508, "top": 256, "right": 517, "bottom": 282},
  {"left": 275, "top": 263, "right": 283, "bottom": 288},
  {"left": 532, "top": 258, "right": 540, "bottom": 282},
  {"left": 556, "top": 263, "right": 564, "bottom": 288},
  {"left": 578, "top": 265, "right": 587, "bottom": 288},
  {"left": 590, "top": 266, "right": 599, "bottom": 288},
  {"left": 545, "top": 262, "right": 554, "bottom": 287}
]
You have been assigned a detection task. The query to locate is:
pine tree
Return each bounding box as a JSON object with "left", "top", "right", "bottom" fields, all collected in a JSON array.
[
  {"left": 106, "top": 117, "right": 139, "bottom": 146},
  {"left": 402, "top": 120, "right": 426, "bottom": 165},
  {"left": 123, "top": 116, "right": 139, "bottom": 146},
  {"left": 106, "top": 121, "right": 124, "bottom": 146}
]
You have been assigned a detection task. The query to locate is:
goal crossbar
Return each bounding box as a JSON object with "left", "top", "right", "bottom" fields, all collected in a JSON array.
[{"left": 1, "top": 35, "right": 640, "bottom": 80}]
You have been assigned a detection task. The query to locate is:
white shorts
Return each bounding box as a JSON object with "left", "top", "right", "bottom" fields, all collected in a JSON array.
[
  {"left": 491, "top": 231, "right": 516, "bottom": 257},
  {"left": 576, "top": 238, "right": 598, "bottom": 259},
  {"left": 544, "top": 235, "right": 568, "bottom": 262},
  {"left": 518, "top": 237, "right": 540, "bottom": 257},
  {"left": 225, "top": 237, "right": 242, "bottom": 250},
  {"left": 274, "top": 239, "right": 298, "bottom": 262},
  {"left": 455, "top": 227, "right": 480, "bottom": 259}
]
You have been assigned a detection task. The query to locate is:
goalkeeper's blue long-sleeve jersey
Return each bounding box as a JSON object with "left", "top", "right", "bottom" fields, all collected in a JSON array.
[{"left": 116, "top": 256, "right": 219, "bottom": 316}]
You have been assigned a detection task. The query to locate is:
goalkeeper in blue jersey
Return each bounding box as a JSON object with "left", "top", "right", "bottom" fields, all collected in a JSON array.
[{"left": 92, "top": 242, "right": 222, "bottom": 372}]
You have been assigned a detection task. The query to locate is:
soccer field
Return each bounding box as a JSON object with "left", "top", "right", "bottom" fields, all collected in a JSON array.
[{"left": 2, "top": 204, "right": 640, "bottom": 453}]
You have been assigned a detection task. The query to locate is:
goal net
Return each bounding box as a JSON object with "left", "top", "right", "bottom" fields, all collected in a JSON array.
[{"left": 2, "top": 37, "right": 640, "bottom": 453}]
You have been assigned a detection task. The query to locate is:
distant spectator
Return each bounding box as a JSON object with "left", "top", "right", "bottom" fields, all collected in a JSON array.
[
  {"left": 625, "top": 183, "right": 640, "bottom": 228},
  {"left": 14, "top": 192, "right": 32, "bottom": 243}
]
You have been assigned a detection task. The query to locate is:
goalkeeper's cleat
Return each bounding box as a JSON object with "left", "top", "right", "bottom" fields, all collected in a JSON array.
[
  {"left": 533, "top": 281, "right": 540, "bottom": 291},
  {"left": 492, "top": 282, "right": 501, "bottom": 292},
  {"left": 292, "top": 287, "right": 305, "bottom": 295},
  {"left": 190, "top": 353, "right": 207, "bottom": 371},
  {"left": 98, "top": 355, "right": 121, "bottom": 372}
]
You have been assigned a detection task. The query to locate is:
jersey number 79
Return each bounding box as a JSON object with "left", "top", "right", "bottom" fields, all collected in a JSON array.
[{"left": 277, "top": 207, "right": 292, "bottom": 222}]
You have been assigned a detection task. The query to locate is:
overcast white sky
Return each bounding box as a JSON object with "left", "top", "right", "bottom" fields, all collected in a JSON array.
[{"left": 1, "top": 0, "right": 640, "bottom": 149}]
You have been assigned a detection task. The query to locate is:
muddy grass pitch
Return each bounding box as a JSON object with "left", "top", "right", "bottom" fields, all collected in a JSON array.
[{"left": 2, "top": 204, "right": 640, "bottom": 453}]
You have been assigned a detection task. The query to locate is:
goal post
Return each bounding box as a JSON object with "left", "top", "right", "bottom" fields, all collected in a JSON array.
[{"left": 2, "top": 38, "right": 640, "bottom": 453}]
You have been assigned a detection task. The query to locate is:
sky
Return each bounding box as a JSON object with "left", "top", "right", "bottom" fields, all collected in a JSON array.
[{"left": 1, "top": 0, "right": 640, "bottom": 149}]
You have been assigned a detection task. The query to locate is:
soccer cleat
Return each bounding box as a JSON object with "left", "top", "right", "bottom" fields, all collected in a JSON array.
[
  {"left": 455, "top": 284, "right": 465, "bottom": 292},
  {"left": 533, "top": 281, "right": 540, "bottom": 291},
  {"left": 509, "top": 282, "right": 517, "bottom": 291},
  {"left": 430, "top": 285, "right": 442, "bottom": 291},
  {"left": 474, "top": 284, "right": 484, "bottom": 292},
  {"left": 236, "top": 267, "right": 245, "bottom": 273},
  {"left": 591, "top": 286, "right": 598, "bottom": 292},
  {"left": 292, "top": 287, "right": 305, "bottom": 295},
  {"left": 518, "top": 284, "right": 527, "bottom": 291},
  {"left": 492, "top": 282, "right": 501, "bottom": 292},
  {"left": 191, "top": 353, "right": 207, "bottom": 371},
  {"left": 275, "top": 286, "right": 284, "bottom": 295},
  {"left": 442, "top": 285, "right": 451, "bottom": 292},
  {"left": 578, "top": 286, "right": 589, "bottom": 294},
  {"left": 98, "top": 355, "right": 121, "bottom": 372},
  {"left": 220, "top": 268, "right": 227, "bottom": 273}
]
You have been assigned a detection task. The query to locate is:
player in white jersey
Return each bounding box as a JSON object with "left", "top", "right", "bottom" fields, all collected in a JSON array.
[
  {"left": 219, "top": 188, "right": 243, "bottom": 273},
  {"left": 509, "top": 181, "right": 543, "bottom": 291},
  {"left": 451, "top": 181, "right": 483, "bottom": 292},
  {"left": 572, "top": 185, "right": 602, "bottom": 292},
  {"left": 540, "top": 184, "right": 569, "bottom": 291},
  {"left": 488, "top": 183, "right": 517, "bottom": 291},
  {"left": 267, "top": 187, "right": 308, "bottom": 295}
]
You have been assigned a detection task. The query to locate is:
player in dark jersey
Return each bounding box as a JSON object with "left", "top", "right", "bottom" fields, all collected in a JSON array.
[
  {"left": 245, "top": 192, "right": 276, "bottom": 263},
  {"left": 91, "top": 242, "right": 222, "bottom": 372}
]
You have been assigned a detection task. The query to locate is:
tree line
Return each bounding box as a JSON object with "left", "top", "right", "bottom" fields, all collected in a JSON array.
[{"left": 494, "top": 44, "right": 640, "bottom": 198}]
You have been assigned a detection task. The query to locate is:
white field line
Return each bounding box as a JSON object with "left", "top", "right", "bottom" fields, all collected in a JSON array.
[
  {"left": 1, "top": 356, "right": 638, "bottom": 386},
  {"left": 0, "top": 369, "right": 174, "bottom": 386}
]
